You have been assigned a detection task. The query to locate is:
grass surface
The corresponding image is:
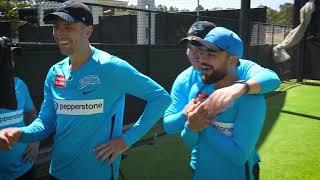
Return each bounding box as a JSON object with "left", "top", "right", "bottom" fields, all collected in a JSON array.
[{"left": 259, "top": 81, "right": 320, "bottom": 180}]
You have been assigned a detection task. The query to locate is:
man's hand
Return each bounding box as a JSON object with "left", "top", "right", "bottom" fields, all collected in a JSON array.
[
  {"left": 0, "top": 127, "right": 21, "bottom": 150},
  {"left": 203, "top": 83, "right": 248, "bottom": 117},
  {"left": 186, "top": 103, "right": 211, "bottom": 132},
  {"left": 184, "top": 98, "right": 202, "bottom": 117},
  {"left": 23, "top": 142, "right": 40, "bottom": 162},
  {"left": 94, "top": 136, "right": 129, "bottom": 164}
]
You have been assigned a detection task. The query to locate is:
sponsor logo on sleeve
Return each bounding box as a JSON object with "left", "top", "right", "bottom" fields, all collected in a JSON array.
[
  {"left": 0, "top": 110, "right": 24, "bottom": 127},
  {"left": 54, "top": 99, "right": 104, "bottom": 115},
  {"left": 78, "top": 75, "right": 100, "bottom": 90},
  {"left": 54, "top": 75, "right": 66, "bottom": 88}
]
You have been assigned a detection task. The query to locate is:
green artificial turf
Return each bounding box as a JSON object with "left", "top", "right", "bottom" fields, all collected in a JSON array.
[{"left": 259, "top": 81, "right": 320, "bottom": 180}]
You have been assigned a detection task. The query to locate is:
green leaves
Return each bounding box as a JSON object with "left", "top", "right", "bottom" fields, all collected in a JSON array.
[
  {"left": 267, "top": 2, "right": 293, "bottom": 25},
  {"left": 0, "top": 0, "right": 31, "bottom": 22}
]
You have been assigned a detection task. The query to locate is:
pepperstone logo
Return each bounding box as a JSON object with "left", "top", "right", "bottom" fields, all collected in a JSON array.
[
  {"left": 78, "top": 75, "right": 100, "bottom": 90},
  {"left": 54, "top": 99, "right": 104, "bottom": 115},
  {"left": 0, "top": 110, "right": 24, "bottom": 127},
  {"left": 211, "top": 121, "right": 234, "bottom": 136},
  {"left": 54, "top": 101, "right": 58, "bottom": 111}
]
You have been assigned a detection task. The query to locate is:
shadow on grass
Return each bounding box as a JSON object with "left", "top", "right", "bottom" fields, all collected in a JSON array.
[
  {"left": 281, "top": 110, "right": 320, "bottom": 121},
  {"left": 257, "top": 91, "right": 286, "bottom": 149},
  {"left": 298, "top": 81, "right": 320, "bottom": 87}
]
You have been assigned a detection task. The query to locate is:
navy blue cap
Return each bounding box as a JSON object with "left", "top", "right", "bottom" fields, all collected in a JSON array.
[
  {"left": 191, "top": 27, "right": 243, "bottom": 58},
  {"left": 179, "top": 21, "right": 216, "bottom": 44},
  {"left": 43, "top": 0, "right": 93, "bottom": 26}
]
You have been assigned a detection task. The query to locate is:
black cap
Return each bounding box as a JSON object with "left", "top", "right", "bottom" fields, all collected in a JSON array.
[
  {"left": 179, "top": 21, "right": 216, "bottom": 44},
  {"left": 43, "top": 0, "right": 93, "bottom": 26}
]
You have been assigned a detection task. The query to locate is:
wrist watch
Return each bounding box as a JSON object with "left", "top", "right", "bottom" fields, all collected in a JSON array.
[{"left": 235, "top": 80, "right": 250, "bottom": 94}]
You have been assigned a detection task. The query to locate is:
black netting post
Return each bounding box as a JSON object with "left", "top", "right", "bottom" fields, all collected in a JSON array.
[
  {"left": 146, "top": 10, "right": 152, "bottom": 75},
  {"left": 239, "top": 0, "right": 251, "bottom": 59}
]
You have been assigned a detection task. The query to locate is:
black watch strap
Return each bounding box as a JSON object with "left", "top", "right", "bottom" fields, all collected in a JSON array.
[{"left": 235, "top": 80, "right": 250, "bottom": 94}]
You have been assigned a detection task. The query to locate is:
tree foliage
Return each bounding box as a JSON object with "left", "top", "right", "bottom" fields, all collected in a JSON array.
[
  {"left": 195, "top": 4, "right": 204, "bottom": 11},
  {"left": 157, "top": 4, "right": 168, "bottom": 12},
  {"left": 267, "top": 2, "right": 293, "bottom": 25},
  {"left": 0, "top": 0, "right": 31, "bottom": 22}
]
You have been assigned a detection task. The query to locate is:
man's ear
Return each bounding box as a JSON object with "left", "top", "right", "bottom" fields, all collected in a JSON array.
[
  {"left": 85, "top": 25, "right": 93, "bottom": 39},
  {"left": 228, "top": 56, "right": 238, "bottom": 67}
]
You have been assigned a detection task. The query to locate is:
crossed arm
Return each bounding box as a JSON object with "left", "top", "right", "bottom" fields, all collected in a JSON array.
[
  {"left": 181, "top": 95, "right": 266, "bottom": 166},
  {"left": 163, "top": 61, "right": 280, "bottom": 135}
]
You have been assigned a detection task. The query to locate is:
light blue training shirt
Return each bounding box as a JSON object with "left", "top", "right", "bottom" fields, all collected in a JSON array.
[
  {"left": 181, "top": 82, "right": 266, "bottom": 180},
  {"left": 20, "top": 48, "right": 171, "bottom": 179},
  {"left": 0, "top": 77, "right": 34, "bottom": 180}
]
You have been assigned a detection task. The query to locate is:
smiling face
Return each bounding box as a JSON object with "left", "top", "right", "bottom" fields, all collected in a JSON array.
[
  {"left": 186, "top": 43, "right": 202, "bottom": 70},
  {"left": 198, "top": 49, "right": 231, "bottom": 84},
  {"left": 52, "top": 19, "right": 92, "bottom": 56}
]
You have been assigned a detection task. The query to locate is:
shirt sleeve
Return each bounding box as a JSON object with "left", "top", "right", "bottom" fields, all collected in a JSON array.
[
  {"left": 111, "top": 59, "right": 171, "bottom": 146},
  {"left": 20, "top": 67, "right": 57, "bottom": 142},
  {"left": 202, "top": 95, "right": 266, "bottom": 166},
  {"left": 181, "top": 122, "right": 199, "bottom": 148},
  {"left": 237, "top": 60, "right": 281, "bottom": 94},
  {"left": 162, "top": 74, "right": 189, "bottom": 135},
  {"left": 18, "top": 79, "right": 34, "bottom": 113}
]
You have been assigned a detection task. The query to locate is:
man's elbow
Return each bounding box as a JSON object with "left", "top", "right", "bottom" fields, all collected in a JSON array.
[{"left": 162, "top": 118, "right": 177, "bottom": 135}]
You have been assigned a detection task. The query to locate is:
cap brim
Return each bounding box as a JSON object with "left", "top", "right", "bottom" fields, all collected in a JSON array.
[
  {"left": 190, "top": 39, "right": 222, "bottom": 52},
  {"left": 43, "top": 12, "right": 76, "bottom": 24},
  {"left": 178, "top": 36, "right": 201, "bottom": 45}
]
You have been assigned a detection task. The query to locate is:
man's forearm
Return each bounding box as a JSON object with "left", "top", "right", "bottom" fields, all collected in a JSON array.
[{"left": 163, "top": 111, "right": 187, "bottom": 135}]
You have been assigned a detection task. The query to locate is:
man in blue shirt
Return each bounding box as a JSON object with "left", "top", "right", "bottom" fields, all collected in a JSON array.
[
  {"left": 0, "top": 1, "right": 171, "bottom": 179},
  {"left": 162, "top": 21, "right": 280, "bottom": 179},
  {"left": 0, "top": 48, "right": 39, "bottom": 179},
  {"left": 182, "top": 27, "right": 266, "bottom": 180},
  {"left": 163, "top": 21, "right": 280, "bottom": 134}
]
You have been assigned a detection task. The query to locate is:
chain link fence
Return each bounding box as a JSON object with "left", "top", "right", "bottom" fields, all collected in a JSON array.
[
  {"left": 15, "top": 1, "right": 291, "bottom": 47},
  {"left": 251, "top": 22, "right": 292, "bottom": 46}
]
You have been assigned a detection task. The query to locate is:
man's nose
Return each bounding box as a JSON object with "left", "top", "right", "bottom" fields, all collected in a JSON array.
[{"left": 54, "top": 28, "right": 66, "bottom": 37}]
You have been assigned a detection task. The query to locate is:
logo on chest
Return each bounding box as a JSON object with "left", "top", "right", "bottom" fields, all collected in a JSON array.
[
  {"left": 195, "top": 91, "right": 209, "bottom": 102},
  {"left": 78, "top": 75, "right": 100, "bottom": 90},
  {"left": 54, "top": 99, "right": 104, "bottom": 115},
  {"left": 54, "top": 75, "right": 66, "bottom": 88}
]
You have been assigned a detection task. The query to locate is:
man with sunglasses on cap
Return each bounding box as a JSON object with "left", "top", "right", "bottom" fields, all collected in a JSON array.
[
  {"left": 163, "top": 21, "right": 280, "bottom": 134},
  {"left": 181, "top": 27, "right": 266, "bottom": 180},
  {"left": 162, "top": 21, "right": 279, "bottom": 179},
  {"left": 0, "top": 48, "right": 39, "bottom": 179},
  {"left": 0, "top": 1, "right": 171, "bottom": 179}
]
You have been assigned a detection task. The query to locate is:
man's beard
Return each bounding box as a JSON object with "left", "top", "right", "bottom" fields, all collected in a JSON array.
[{"left": 201, "top": 64, "right": 227, "bottom": 84}]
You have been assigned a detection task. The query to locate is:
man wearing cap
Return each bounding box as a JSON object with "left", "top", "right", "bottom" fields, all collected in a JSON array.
[
  {"left": 181, "top": 27, "right": 266, "bottom": 180},
  {"left": 163, "top": 21, "right": 280, "bottom": 134},
  {"left": 0, "top": 1, "right": 171, "bottom": 179},
  {"left": 0, "top": 47, "right": 39, "bottom": 179}
]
